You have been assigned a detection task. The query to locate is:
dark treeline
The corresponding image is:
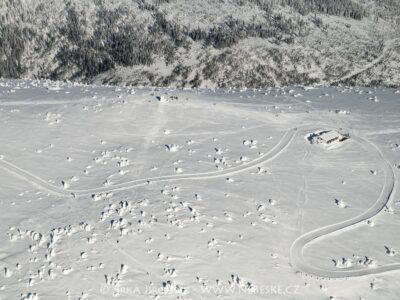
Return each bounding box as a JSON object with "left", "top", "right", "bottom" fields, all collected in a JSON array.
[
  {"left": 0, "top": 25, "right": 26, "bottom": 78},
  {"left": 53, "top": 1, "right": 185, "bottom": 79},
  {"left": 0, "top": 0, "right": 398, "bottom": 85}
]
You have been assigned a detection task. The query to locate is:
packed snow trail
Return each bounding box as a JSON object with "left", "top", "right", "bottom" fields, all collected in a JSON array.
[
  {"left": 0, "top": 128, "right": 297, "bottom": 197},
  {"left": 290, "top": 134, "right": 398, "bottom": 278},
  {"left": 331, "top": 38, "right": 400, "bottom": 85},
  {"left": 2, "top": 125, "right": 398, "bottom": 278},
  {"left": 0, "top": 158, "right": 70, "bottom": 197}
]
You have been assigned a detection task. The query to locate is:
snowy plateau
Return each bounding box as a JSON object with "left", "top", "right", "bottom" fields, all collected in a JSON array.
[
  {"left": 0, "top": 79, "right": 400, "bottom": 300},
  {"left": 1, "top": 1, "right": 400, "bottom": 299}
]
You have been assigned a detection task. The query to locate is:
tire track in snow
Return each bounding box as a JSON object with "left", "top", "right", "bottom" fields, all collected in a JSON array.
[
  {"left": 1, "top": 126, "right": 398, "bottom": 278},
  {"left": 330, "top": 38, "right": 400, "bottom": 85},
  {"left": 0, "top": 128, "right": 297, "bottom": 197},
  {"left": 290, "top": 134, "right": 398, "bottom": 278},
  {"left": 0, "top": 159, "right": 70, "bottom": 197}
]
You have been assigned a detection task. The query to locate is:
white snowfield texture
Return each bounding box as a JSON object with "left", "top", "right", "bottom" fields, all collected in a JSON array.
[
  {"left": 0, "top": 79, "right": 400, "bottom": 299},
  {"left": 1, "top": 0, "right": 400, "bottom": 87}
]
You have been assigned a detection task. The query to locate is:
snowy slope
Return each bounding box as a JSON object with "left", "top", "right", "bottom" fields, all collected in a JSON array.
[
  {"left": 0, "top": 79, "right": 400, "bottom": 299},
  {"left": 1, "top": 0, "right": 400, "bottom": 87}
]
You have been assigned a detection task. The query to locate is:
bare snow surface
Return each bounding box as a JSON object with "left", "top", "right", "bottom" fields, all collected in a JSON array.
[{"left": 0, "top": 79, "right": 400, "bottom": 299}]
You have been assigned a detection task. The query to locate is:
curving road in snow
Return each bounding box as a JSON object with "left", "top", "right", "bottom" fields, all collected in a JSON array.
[
  {"left": 2, "top": 126, "right": 398, "bottom": 278},
  {"left": 330, "top": 38, "right": 400, "bottom": 85},
  {"left": 290, "top": 134, "right": 398, "bottom": 278},
  {"left": 0, "top": 128, "right": 297, "bottom": 197}
]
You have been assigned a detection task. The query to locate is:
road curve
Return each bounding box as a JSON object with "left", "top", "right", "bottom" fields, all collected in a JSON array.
[
  {"left": 2, "top": 126, "right": 399, "bottom": 278},
  {"left": 290, "top": 134, "right": 398, "bottom": 278},
  {"left": 330, "top": 38, "right": 400, "bottom": 85},
  {"left": 0, "top": 128, "right": 297, "bottom": 197}
]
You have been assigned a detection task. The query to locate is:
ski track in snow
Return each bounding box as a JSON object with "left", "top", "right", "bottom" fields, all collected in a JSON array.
[{"left": 1, "top": 124, "right": 399, "bottom": 280}]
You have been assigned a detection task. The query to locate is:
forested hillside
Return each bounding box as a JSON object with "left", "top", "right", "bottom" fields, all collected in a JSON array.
[{"left": 1, "top": 0, "right": 399, "bottom": 87}]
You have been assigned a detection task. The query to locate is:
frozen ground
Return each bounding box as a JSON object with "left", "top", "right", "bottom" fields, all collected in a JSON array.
[{"left": 0, "top": 79, "right": 400, "bottom": 300}]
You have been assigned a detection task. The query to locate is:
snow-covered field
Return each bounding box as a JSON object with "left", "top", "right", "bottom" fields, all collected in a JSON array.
[{"left": 0, "top": 79, "right": 400, "bottom": 300}]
